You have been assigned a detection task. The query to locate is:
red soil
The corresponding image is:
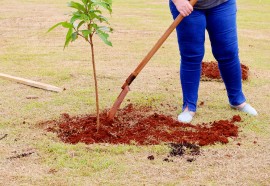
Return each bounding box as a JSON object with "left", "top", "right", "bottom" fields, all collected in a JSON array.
[
  {"left": 202, "top": 61, "right": 249, "bottom": 80},
  {"left": 46, "top": 104, "right": 241, "bottom": 146}
]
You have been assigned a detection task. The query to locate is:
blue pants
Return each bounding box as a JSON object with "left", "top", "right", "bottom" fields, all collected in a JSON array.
[{"left": 169, "top": 0, "right": 246, "bottom": 112}]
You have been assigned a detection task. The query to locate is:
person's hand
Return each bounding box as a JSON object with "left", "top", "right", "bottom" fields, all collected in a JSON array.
[{"left": 172, "top": 0, "right": 193, "bottom": 17}]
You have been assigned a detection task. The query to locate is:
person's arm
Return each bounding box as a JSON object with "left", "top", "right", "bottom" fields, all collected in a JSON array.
[{"left": 172, "top": 0, "right": 193, "bottom": 17}]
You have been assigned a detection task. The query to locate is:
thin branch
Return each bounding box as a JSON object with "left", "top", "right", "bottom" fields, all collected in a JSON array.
[
  {"left": 72, "top": 25, "right": 91, "bottom": 44},
  {"left": 77, "top": 33, "right": 91, "bottom": 44},
  {"left": 7, "top": 152, "right": 35, "bottom": 160},
  {"left": 0, "top": 134, "right": 7, "bottom": 140}
]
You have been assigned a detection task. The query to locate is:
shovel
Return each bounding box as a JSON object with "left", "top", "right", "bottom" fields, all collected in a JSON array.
[{"left": 108, "top": 0, "right": 197, "bottom": 120}]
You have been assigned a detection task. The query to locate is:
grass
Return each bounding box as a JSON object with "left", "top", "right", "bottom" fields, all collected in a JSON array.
[{"left": 0, "top": 0, "right": 270, "bottom": 185}]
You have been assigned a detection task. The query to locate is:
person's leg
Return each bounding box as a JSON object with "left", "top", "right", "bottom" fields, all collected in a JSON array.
[
  {"left": 206, "top": 0, "right": 257, "bottom": 115},
  {"left": 169, "top": 1, "right": 206, "bottom": 116}
]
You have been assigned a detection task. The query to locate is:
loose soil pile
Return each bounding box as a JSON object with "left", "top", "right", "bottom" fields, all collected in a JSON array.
[
  {"left": 201, "top": 61, "right": 249, "bottom": 81},
  {"left": 46, "top": 104, "right": 241, "bottom": 146},
  {"left": 162, "top": 143, "right": 201, "bottom": 162},
  {"left": 169, "top": 143, "right": 200, "bottom": 157}
]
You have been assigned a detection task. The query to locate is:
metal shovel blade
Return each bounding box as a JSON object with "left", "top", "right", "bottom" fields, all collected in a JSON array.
[{"left": 107, "top": 85, "right": 130, "bottom": 120}]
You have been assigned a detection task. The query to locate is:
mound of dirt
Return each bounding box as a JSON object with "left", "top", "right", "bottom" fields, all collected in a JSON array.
[
  {"left": 45, "top": 104, "right": 241, "bottom": 146},
  {"left": 201, "top": 61, "right": 249, "bottom": 81},
  {"left": 169, "top": 143, "right": 200, "bottom": 157},
  {"left": 161, "top": 143, "right": 201, "bottom": 162}
]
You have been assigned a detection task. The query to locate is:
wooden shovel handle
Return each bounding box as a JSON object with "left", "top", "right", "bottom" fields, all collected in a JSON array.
[
  {"left": 108, "top": 0, "right": 198, "bottom": 120},
  {"left": 122, "top": 0, "right": 198, "bottom": 89}
]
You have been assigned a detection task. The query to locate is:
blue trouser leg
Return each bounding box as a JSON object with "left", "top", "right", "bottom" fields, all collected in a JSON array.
[
  {"left": 206, "top": 0, "right": 246, "bottom": 106},
  {"left": 169, "top": 0, "right": 246, "bottom": 111},
  {"left": 169, "top": 1, "right": 206, "bottom": 112}
]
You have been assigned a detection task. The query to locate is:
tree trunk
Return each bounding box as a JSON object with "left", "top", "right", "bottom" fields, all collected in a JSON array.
[{"left": 89, "top": 36, "right": 100, "bottom": 131}]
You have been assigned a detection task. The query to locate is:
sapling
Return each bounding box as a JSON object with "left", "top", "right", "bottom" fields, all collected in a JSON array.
[{"left": 48, "top": 0, "right": 113, "bottom": 130}]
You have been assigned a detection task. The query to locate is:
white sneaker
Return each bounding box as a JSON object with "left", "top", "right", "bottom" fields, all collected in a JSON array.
[
  {"left": 178, "top": 111, "right": 194, "bottom": 123},
  {"left": 231, "top": 103, "right": 258, "bottom": 116}
]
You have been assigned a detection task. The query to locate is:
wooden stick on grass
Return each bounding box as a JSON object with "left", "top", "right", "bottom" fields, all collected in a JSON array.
[{"left": 0, "top": 73, "right": 63, "bottom": 92}]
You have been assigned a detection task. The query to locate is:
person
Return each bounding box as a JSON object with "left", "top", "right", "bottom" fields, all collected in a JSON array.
[{"left": 169, "top": 0, "right": 258, "bottom": 123}]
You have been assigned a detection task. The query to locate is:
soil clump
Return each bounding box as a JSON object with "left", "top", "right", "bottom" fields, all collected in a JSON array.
[{"left": 201, "top": 61, "right": 249, "bottom": 81}]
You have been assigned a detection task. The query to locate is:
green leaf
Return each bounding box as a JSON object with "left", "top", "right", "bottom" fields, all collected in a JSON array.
[
  {"left": 96, "top": 15, "right": 109, "bottom": 23},
  {"left": 71, "top": 12, "right": 90, "bottom": 22},
  {"left": 68, "top": 1, "right": 86, "bottom": 12},
  {"left": 92, "top": 1, "right": 112, "bottom": 13},
  {"left": 62, "top": 22, "right": 73, "bottom": 28},
  {"left": 82, "top": 0, "right": 93, "bottom": 8},
  {"left": 66, "top": 28, "right": 73, "bottom": 39},
  {"left": 47, "top": 22, "right": 64, "bottom": 33},
  {"left": 89, "top": 12, "right": 99, "bottom": 20},
  {"left": 77, "top": 20, "right": 85, "bottom": 30},
  {"left": 47, "top": 22, "right": 73, "bottom": 33},
  {"left": 71, "top": 32, "right": 78, "bottom": 41},
  {"left": 97, "top": 26, "right": 112, "bottom": 32},
  {"left": 64, "top": 28, "right": 73, "bottom": 49},
  {"left": 103, "top": 0, "right": 112, "bottom": 5},
  {"left": 70, "top": 15, "right": 81, "bottom": 23},
  {"left": 89, "top": 23, "right": 98, "bottom": 33},
  {"left": 80, "top": 14, "right": 90, "bottom": 22},
  {"left": 91, "top": 10, "right": 102, "bottom": 14},
  {"left": 82, "top": 30, "right": 91, "bottom": 38},
  {"left": 82, "top": 0, "right": 88, "bottom": 5},
  {"left": 96, "top": 30, "right": 112, "bottom": 46}
]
